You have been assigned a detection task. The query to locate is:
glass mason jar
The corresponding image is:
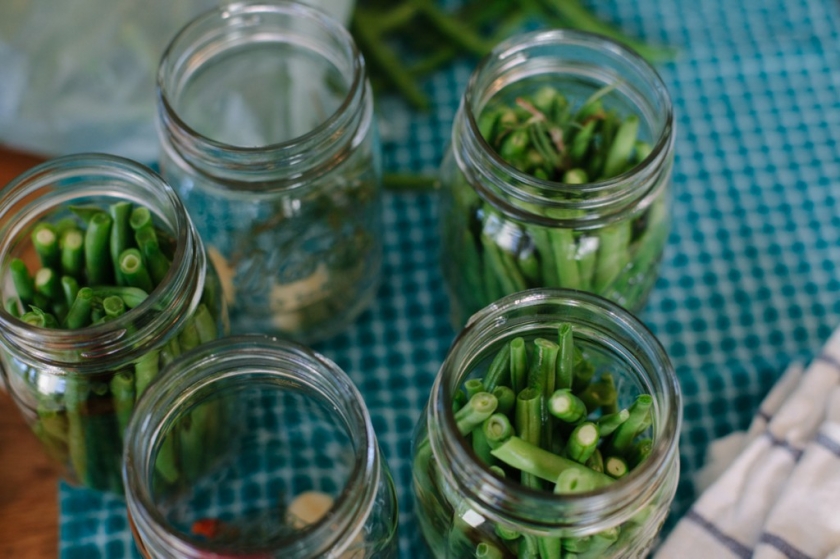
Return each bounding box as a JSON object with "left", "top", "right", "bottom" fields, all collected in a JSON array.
[
  {"left": 412, "top": 289, "right": 682, "bottom": 558},
  {"left": 156, "top": 0, "right": 382, "bottom": 343},
  {"left": 124, "top": 335, "right": 399, "bottom": 559},
  {"left": 0, "top": 154, "right": 227, "bottom": 493},
  {"left": 439, "top": 30, "right": 675, "bottom": 328}
]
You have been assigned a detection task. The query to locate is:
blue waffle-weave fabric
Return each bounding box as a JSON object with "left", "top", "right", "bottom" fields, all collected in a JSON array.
[{"left": 59, "top": 0, "right": 840, "bottom": 557}]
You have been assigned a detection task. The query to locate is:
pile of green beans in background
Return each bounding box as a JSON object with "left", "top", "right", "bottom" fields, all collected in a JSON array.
[
  {"left": 414, "top": 323, "right": 657, "bottom": 558},
  {"left": 3, "top": 201, "right": 223, "bottom": 493},
  {"left": 443, "top": 84, "right": 669, "bottom": 324}
]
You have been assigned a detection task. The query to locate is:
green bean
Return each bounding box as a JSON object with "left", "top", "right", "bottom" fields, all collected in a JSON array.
[
  {"left": 608, "top": 394, "right": 653, "bottom": 454},
  {"left": 61, "top": 276, "right": 80, "bottom": 308},
  {"left": 585, "top": 448, "right": 605, "bottom": 474},
  {"left": 102, "top": 295, "right": 126, "bottom": 319},
  {"left": 193, "top": 304, "right": 218, "bottom": 344},
  {"left": 129, "top": 206, "right": 155, "bottom": 239},
  {"left": 549, "top": 228, "right": 580, "bottom": 289},
  {"left": 547, "top": 389, "right": 587, "bottom": 423},
  {"left": 136, "top": 228, "right": 170, "bottom": 286},
  {"left": 118, "top": 248, "right": 153, "bottom": 293},
  {"left": 510, "top": 337, "right": 528, "bottom": 395},
  {"left": 69, "top": 205, "right": 103, "bottom": 223},
  {"left": 34, "top": 267, "right": 61, "bottom": 302},
  {"left": 10, "top": 258, "right": 35, "bottom": 306},
  {"left": 593, "top": 221, "right": 631, "bottom": 293},
  {"left": 64, "top": 378, "right": 91, "bottom": 487},
  {"left": 59, "top": 228, "right": 85, "bottom": 280},
  {"left": 491, "top": 385, "right": 516, "bottom": 417},
  {"left": 628, "top": 438, "right": 653, "bottom": 468},
  {"left": 597, "top": 409, "right": 630, "bottom": 437},
  {"left": 602, "top": 115, "right": 639, "bottom": 178},
  {"left": 89, "top": 286, "right": 148, "bottom": 309},
  {"left": 565, "top": 422, "right": 600, "bottom": 464},
  {"left": 483, "top": 342, "right": 512, "bottom": 392},
  {"left": 134, "top": 350, "right": 160, "bottom": 396},
  {"left": 179, "top": 318, "right": 202, "bottom": 356},
  {"left": 20, "top": 307, "right": 58, "bottom": 328},
  {"left": 31, "top": 223, "right": 60, "bottom": 269},
  {"left": 578, "top": 373, "right": 618, "bottom": 414},
  {"left": 465, "top": 378, "right": 485, "bottom": 399},
  {"left": 84, "top": 212, "right": 114, "bottom": 286},
  {"left": 455, "top": 392, "right": 498, "bottom": 436},
  {"left": 109, "top": 201, "right": 134, "bottom": 286},
  {"left": 604, "top": 455, "right": 629, "bottom": 479},
  {"left": 556, "top": 323, "right": 575, "bottom": 391},
  {"left": 483, "top": 413, "right": 514, "bottom": 449},
  {"left": 64, "top": 287, "right": 94, "bottom": 329},
  {"left": 4, "top": 297, "right": 21, "bottom": 318},
  {"left": 514, "top": 388, "right": 542, "bottom": 489},
  {"left": 111, "top": 371, "right": 136, "bottom": 438},
  {"left": 490, "top": 436, "right": 613, "bottom": 488}
]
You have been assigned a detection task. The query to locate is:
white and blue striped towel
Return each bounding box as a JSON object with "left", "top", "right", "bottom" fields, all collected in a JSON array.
[{"left": 656, "top": 327, "right": 840, "bottom": 559}]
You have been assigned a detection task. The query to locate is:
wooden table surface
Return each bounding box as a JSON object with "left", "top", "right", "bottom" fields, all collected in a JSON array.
[{"left": 0, "top": 145, "right": 59, "bottom": 559}]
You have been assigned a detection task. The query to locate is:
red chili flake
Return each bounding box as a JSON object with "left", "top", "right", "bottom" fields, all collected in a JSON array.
[{"left": 191, "top": 518, "right": 223, "bottom": 539}]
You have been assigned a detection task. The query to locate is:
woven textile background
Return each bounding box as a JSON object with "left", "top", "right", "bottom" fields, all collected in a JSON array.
[{"left": 59, "top": 0, "right": 840, "bottom": 557}]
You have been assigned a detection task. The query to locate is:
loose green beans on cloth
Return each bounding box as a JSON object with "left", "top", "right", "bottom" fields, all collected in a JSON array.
[
  {"left": 2, "top": 201, "right": 224, "bottom": 493},
  {"left": 57, "top": 0, "right": 840, "bottom": 556}
]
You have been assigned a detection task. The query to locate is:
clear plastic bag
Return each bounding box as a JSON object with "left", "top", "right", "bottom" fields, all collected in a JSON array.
[{"left": 0, "top": 0, "right": 354, "bottom": 163}]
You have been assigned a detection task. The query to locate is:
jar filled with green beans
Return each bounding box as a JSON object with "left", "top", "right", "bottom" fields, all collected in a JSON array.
[
  {"left": 124, "top": 335, "right": 398, "bottom": 559},
  {"left": 439, "top": 30, "right": 675, "bottom": 328},
  {"left": 412, "top": 288, "right": 681, "bottom": 558},
  {"left": 0, "top": 154, "right": 228, "bottom": 494},
  {"left": 156, "top": 0, "right": 382, "bottom": 342}
]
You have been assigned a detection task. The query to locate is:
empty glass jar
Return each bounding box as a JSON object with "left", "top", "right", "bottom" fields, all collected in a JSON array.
[
  {"left": 156, "top": 0, "right": 382, "bottom": 342},
  {"left": 124, "top": 335, "right": 399, "bottom": 558}
]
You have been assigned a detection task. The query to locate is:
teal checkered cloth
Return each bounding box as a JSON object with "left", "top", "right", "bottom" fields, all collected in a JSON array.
[{"left": 59, "top": 0, "right": 840, "bottom": 557}]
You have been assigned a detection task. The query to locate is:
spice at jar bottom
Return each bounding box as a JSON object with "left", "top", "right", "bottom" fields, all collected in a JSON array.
[
  {"left": 123, "top": 335, "right": 399, "bottom": 559},
  {"left": 412, "top": 289, "right": 682, "bottom": 558}
]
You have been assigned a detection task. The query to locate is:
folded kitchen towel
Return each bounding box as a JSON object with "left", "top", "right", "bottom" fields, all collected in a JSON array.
[{"left": 655, "top": 328, "right": 840, "bottom": 559}]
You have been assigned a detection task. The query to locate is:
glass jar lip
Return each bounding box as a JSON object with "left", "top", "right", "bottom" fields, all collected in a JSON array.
[
  {"left": 123, "top": 334, "right": 380, "bottom": 559},
  {"left": 459, "top": 29, "right": 674, "bottom": 223},
  {"left": 430, "top": 288, "right": 682, "bottom": 530},
  {"left": 0, "top": 153, "right": 199, "bottom": 370},
  {"left": 156, "top": 0, "right": 365, "bottom": 168}
]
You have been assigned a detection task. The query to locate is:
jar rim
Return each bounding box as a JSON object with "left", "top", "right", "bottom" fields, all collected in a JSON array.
[
  {"left": 0, "top": 153, "right": 205, "bottom": 372},
  {"left": 429, "top": 288, "right": 682, "bottom": 531},
  {"left": 123, "top": 335, "right": 381, "bottom": 559},
  {"left": 456, "top": 29, "right": 675, "bottom": 227},
  {"left": 156, "top": 0, "right": 369, "bottom": 189}
]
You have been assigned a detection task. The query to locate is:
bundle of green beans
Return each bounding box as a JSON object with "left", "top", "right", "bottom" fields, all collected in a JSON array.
[
  {"left": 443, "top": 84, "right": 669, "bottom": 324},
  {"left": 414, "top": 324, "right": 658, "bottom": 558},
  {"left": 3, "top": 201, "right": 223, "bottom": 493}
]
